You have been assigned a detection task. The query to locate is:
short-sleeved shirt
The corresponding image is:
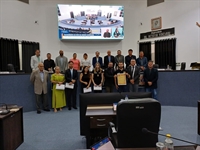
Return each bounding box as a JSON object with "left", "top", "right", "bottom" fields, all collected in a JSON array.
[{"left": 70, "top": 58, "right": 80, "bottom": 70}]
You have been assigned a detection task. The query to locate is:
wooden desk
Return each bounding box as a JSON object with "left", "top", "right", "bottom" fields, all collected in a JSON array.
[
  {"left": 85, "top": 105, "right": 116, "bottom": 148},
  {"left": 0, "top": 107, "right": 24, "bottom": 150}
]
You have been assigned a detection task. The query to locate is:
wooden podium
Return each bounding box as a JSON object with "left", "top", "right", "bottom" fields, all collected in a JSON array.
[{"left": 0, "top": 107, "right": 24, "bottom": 150}]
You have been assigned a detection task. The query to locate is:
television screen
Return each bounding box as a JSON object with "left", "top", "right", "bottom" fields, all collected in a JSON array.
[{"left": 57, "top": 5, "right": 124, "bottom": 40}]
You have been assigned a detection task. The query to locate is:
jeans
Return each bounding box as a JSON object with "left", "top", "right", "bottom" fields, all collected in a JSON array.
[
  {"left": 145, "top": 88, "right": 157, "bottom": 100},
  {"left": 128, "top": 83, "right": 138, "bottom": 92}
]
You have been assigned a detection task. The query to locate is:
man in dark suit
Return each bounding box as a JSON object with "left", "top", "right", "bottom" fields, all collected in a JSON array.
[
  {"left": 104, "top": 62, "right": 115, "bottom": 92},
  {"left": 104, "top": 50, "right": 115, "bottom": 69},
  {"left": 143, "top": 60, "right": 158, "bottom": 99},
  {"left": 92, "top": 51, "right": 103, "bottom": 68},
  {"left": 125, "top": 49, "right": 136, "bottom": 68},
  {"left": 126, "top": 59, "right": 140, "bottom": 92},
  {"left": 44, "top": 53, "right": 55, "bottom": 72},
  {"left": 65, "top": 61, "right": 78, "bottom": 110},
  {"left": 103, "top": 29, "right": 111, "bottom": 38}
]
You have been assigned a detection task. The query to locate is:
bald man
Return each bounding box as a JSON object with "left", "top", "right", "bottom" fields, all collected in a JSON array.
[
  {"left": 104, "top": 50, "right": 115, "bottom": 69},
  {"left": 55, "top": 50, "right": 68, "bottom": 73},
  {"left": 30, "top": 63, "right": 50, "bottom": 114}
]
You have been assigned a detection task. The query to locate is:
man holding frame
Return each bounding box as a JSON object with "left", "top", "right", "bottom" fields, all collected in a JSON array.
[{"left": 114, "top": 62, "right": 130, "bottom": 92}]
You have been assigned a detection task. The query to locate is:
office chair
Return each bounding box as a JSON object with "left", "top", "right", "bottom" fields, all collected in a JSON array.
[
  {"left": 180, "top": 62, "right": 186, "bottom": 70},
  {"left": 7, "top": 64, "right": 15, "bottom": 72},
  {"left": 153, "top": 64, "right": 159, "bottom": 68},
  {"left": 109, "top": 98, "right": 161, "bottom": 148}
]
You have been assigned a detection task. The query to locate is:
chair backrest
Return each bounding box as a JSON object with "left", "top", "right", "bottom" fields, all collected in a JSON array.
[
  {"left": 153, "top": 64, "right": 159, "bottom": 68},
  {"left": 180, "top": 62, "right": 186, "bottom": 70},
  {"left": 7, "top": 64, "right": 15, "bottom": 72},
  {"left": 116, "top": 98, "right": 161, "bottom": 148}
]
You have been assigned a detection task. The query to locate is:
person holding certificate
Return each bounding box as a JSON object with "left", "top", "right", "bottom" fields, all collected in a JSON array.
[
  {"left": 51, "top": 66, "right": 66, "bottom": 112},
  {"left": 65, "top": 61, "right": 78, "bottom": 110},
  {"left": 114, "top": 62, "right": 129, "bottom": 92},
  {"left": 79, "top": 66, "right": 92, "bottom": 93},
  {"left": 91, "top": 63, "right": 104, "bottom": 93}
]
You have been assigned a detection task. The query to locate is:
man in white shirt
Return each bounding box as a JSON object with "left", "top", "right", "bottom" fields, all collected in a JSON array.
[
  {"left": 30, "top": 49, "right": 43, "bottom": 71},
  {"left": 80, "top": 53, "right": 91, "bottom": 69}
]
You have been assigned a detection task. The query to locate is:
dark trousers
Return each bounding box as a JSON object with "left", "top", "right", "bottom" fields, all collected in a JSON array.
[
  {"left": 105, "top": 84, "right": 114, "bottom": 93},
  {"left": 35, "top": 91, "right": 48, "bottom": 111},
  {"left": 66, "top": 88, "right": 77, "bottom": 108},
  {"left": 117, "top": 85, "right": 128, "bottom": 93}
]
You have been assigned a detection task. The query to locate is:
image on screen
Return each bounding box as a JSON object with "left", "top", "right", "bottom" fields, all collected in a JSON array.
[{"left": 57, "top": 5, "right": 124, "bottom": 40}]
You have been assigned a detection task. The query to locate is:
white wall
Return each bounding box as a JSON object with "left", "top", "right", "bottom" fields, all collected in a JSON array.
[{"left": 0, "top": 0, "right": 200, "bottom": 69}]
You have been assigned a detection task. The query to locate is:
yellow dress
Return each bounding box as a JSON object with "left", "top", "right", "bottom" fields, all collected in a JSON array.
[{"left": 51, "top": 74, "right": 66, "bottom": 108}]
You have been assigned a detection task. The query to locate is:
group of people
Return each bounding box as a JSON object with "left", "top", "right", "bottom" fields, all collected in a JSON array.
[{"left": 30, "top": 49, "right": 158, "bottom": 114}]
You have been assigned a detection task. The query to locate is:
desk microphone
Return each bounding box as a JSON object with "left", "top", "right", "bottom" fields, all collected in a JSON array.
[
  {"left": 0, "top": 103, "right": 10, "bottom": 115},
  {"left": 142, "top": 128, "right": 200, "bottom": 146}
]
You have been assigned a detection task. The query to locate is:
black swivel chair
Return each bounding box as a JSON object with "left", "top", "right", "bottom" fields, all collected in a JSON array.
[
  {"left": 153, "top": 64, "right": 159, "bottom": 68},
  {"left": 109, "top": 98, "right": 161, "bottom": 148},
  {"left": 180, "top": 62, "right": 186, "bottom": 70},
  {"left": 7, "top": 64, "right": 15, "bottom": 72}
]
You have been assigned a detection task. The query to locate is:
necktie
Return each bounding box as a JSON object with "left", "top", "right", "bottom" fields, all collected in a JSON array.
[
  {"left": 71, "top": 69, "right": 73, "bottom": 79},
  {"left": 132, "top": 66, "right": 135, "bottom": 79}
]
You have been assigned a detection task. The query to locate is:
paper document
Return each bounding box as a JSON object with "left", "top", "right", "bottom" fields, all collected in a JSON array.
[
  {"left": 117, "top": 73, "right": 127, "bottom": 85},
  {"left": 93, "top": 86, "right": 102, "bottom": 90},
  {"left": 83, "top": 87, "right": 92, "bottom": 93},
  {"left": 56, "top": 84, "right": 65, "bottom": 90},
  {"left": 65, "top": 83, "right": 74, "bottom": 89}
]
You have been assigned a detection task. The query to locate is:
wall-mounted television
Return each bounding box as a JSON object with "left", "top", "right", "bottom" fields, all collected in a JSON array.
[{"left": 57, "top": 5, "right": 124, "bottom": 40}]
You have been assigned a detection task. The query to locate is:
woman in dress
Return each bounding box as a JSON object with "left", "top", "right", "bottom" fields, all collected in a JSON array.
[
  {"left": 51, "top": 66, "right": 66, "bottom": 112},
  {"left": 79, "top": 66, "right": 91, "bottom": 93},
  {"left": 91, "top": 63, "right": 104, "bottom": 93}
]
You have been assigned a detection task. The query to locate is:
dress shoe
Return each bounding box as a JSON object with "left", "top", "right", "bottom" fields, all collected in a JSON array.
[
  {"left": 37, "top": 110, "right": 41, "bottom": 114},
  {"left": 68, "top": 107, "right": 71, "bottom": 110},
  {"left": 73, "top": 106, "right": 77, "bottom": 109},
  {"left": 43, "top": 109, "right": 50, "bottom": 111}
]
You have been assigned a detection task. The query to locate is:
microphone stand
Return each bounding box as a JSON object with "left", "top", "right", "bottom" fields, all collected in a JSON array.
[{"left": 143, "top": 128, "right": 200, "bottom": 146}]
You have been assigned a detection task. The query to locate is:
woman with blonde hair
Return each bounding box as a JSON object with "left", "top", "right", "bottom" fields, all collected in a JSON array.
[
  {"left": 51, "top": 66, "right": 66, "bottom": 112},
  {"left": 91, "top": 63, "right": 104, "bottom": 93}
]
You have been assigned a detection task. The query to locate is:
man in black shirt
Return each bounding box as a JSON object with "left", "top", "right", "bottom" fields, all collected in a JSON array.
[
  {"left": 125, "top": 49, "right": 136, "bottom": 68},
  {"left": 44, "top": 53, "right": 55, "bottom": 72},
  {"left": 114, "top": 62, "right": 129, "bottom": 92},
  {"left": 104, "top": 62, "right": 115, "bottom": 92},
  {"left": 144, "top": 60, "right": 158, "bottom": 99}
]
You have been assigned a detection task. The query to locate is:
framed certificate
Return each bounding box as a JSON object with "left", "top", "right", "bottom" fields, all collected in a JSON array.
[
  {"left": 117, "top": 73, "right": 127, "bottom": 85},
  {"left": 65, "top": 83, "right": 74, "bottom": 89}
]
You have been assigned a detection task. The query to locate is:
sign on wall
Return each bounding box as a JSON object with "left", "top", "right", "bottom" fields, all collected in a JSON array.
[{"left": 140, "top": 28, "right": 175, "bottom": 40}]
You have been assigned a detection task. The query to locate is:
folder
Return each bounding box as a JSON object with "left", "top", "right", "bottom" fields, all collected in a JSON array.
[
  {"left": 65, "top": 83, "right": 74, "bottom": 89},
  {"left": 56, "top": 84, "right": 65, "bottom": 90},
  {"left": 83, "top": 87, "right": 92, "bottom": 93}
]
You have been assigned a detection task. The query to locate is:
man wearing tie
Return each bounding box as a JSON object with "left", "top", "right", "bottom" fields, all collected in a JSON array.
[
  {"left": 92, "top": 51, "right": 103, "bottom": 68},
  {"left": 30, "top": 63, "right": 50, "bottom": 114},
  {"left": 126, "top": 59, "right": 140, "bottom": 92},
  {"left": 104, "top": 50, "right": 115, "bottom": 69},
  {"left": 143, "top": 60, "right": 158, "bottom": 99},
  {"left": 30, "top": 49, "right": 43, "bottom": 71},
  {"left": 65, "top": 61, "right": 78, "bottom": 110},
  {"left": 55, "top": 50, "right": 68, "bottom": 73}
]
